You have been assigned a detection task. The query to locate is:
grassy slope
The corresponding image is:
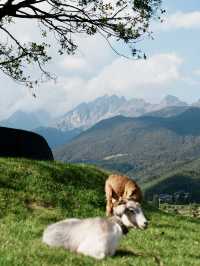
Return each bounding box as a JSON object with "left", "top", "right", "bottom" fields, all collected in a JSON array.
[
  {"left": 143, "top": 158, "right": 200, "bottom": 202},
  {"left": 0, "top": 158, "right": 200, "bottom": 266}
]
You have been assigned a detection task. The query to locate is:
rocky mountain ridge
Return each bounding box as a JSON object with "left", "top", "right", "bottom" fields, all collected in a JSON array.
[
  {"left": 54, "top": 107, "right": 200, "bottom": 179},
  {"left": 54, "top": 94, "right": 190, "bottom": 131}
]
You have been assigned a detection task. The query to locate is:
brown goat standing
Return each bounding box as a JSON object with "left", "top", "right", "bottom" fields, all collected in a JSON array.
[{"left": 105, "top": 174, "right": 142, "bottom": 216}]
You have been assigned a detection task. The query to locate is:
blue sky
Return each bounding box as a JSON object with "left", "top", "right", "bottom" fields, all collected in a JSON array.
[
  {"left": 0, "top": 0, "right": 200, "bottom": 119},
  {"left": 139, "top": 0, "right": 200, "bottom": 102}
]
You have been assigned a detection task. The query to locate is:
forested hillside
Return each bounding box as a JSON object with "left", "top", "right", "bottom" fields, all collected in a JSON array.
[{"left": 55, "top": 108, "right": 200, "bottom": 179}]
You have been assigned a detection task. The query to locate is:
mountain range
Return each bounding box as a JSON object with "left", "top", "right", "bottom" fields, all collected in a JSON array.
[
  {"left": 0, "top": 110, "right": 51, "bottom": 131},
  {"left": 54, "top": 107, "right": 200, "bottom": 181},
  {"left": 54, "top": 94, "right": 189, "bottom": 131},
  {"left": 1, "top": 94, "right": 200, "bottom": 149},
  {"left": 2, "top": 94, "right": 200, "bottom": 201}
]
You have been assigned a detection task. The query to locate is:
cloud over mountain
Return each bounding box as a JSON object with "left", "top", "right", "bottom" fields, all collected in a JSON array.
[{"left": 157, "top": 11, "right": 200, "bottom": 31}]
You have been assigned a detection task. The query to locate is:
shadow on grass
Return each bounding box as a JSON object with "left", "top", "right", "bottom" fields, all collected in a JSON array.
[
  {"left": 115, "top": 248, "right": 164, "bottom": 266},
  {"left": 37, "top": 215, "right": 64, "bottom": 226},
  {"left": 156, "top": 223, "right": 181, "bottom": 230},
  {"left": 115, "top": 249, "right": 137, "bottom": 258},
  {"left": 188, "top": 254, "right": 200, "bottom": 260}
]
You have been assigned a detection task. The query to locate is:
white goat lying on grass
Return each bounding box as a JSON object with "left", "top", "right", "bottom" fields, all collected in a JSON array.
[{"left": 42, "top": 201, "right": 148, "bottom": 260}]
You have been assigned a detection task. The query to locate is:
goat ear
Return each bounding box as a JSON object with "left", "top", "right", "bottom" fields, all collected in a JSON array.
[{"left": 113, "top": 204, "right": 126, "bottom": 216}]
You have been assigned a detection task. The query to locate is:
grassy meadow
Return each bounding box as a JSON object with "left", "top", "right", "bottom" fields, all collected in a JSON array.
[{"left": 0, "top": 158, "right": 200, "bottom": 266}]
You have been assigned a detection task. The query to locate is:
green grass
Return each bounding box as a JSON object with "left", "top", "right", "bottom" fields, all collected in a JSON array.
[{"left": 0, "top": 158, "right": 200, "bottom": 266}]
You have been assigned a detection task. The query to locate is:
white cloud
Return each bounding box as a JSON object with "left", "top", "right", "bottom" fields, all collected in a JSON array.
[
  {"left": 56, "top": 53, "right": 183, "bottom": 111},
  {"left": 0, "top": 23, "right": 117, "bottom": 119},
  {"left": 86, "top": 53, "right": 183, "bottom": 99},
  {"left": 193, "top": 69, "right": 200, "bottom": 76},
  {"left": 61, "top": 56, "right": 89, "bottom": 72},
  {"left": 156, "top": 11, "right": 200, "bottom": 31},
  {"left": 74, "top": 34, "right": 116, "bottom": 71},
  {"left": 0, "top": 53, "right": 183, "bottom": 119},
  {"left": 0, "top": 9, "right": 184, "bottom": 120},
  {"left": 59, "top": 33, "right": 115, "bottom": 74}
]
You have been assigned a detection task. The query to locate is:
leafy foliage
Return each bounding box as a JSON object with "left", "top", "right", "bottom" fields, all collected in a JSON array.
[{"left": 0, "top": 0, "right": 162, "bottom": 87}]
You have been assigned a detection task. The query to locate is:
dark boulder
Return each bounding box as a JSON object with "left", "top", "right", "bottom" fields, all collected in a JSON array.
[{"left": 0, "top": 127, "right": 53, "bottom": 160}]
